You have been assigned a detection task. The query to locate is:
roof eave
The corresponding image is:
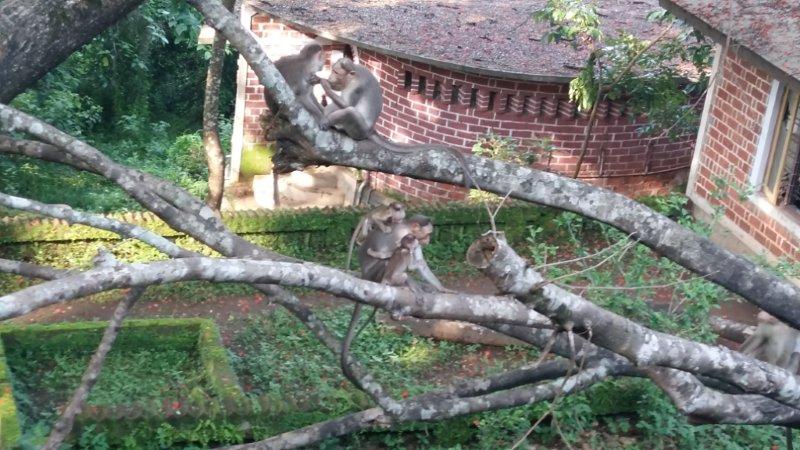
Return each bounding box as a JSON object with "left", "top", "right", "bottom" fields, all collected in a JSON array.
[{"left": 659, "top": 0, "right": 800, "bottom": 91}]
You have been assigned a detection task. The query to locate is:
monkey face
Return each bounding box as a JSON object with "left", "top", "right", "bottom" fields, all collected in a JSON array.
[
  {"left": 328, "top": 61, "right": 349, "bottom": 90},
  {"left": 412, "top": 224, "right": 433, "bottom": 245},
  {"left": 400, "top": 234, "right": 418, "bottom": 249},
  {"left": 390, "top": 202, "right": 406, "bottom": 223}
]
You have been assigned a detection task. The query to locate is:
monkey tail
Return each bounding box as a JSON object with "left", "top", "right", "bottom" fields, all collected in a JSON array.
[
  {"left": 368, "top": 133, "right": 478, "bottom": 191},
  {"left": 345, "top": 219, "right": 363, "bottom": 271},
  {"left": 341, "top": 303, "right": 363, "bottom": 386}
]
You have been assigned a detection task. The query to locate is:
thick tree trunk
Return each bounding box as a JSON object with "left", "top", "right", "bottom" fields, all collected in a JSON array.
[
  {"left": 202, "top": 0, "right": 235, "bottom": 212},
  {"left": 0, "top": 0, "right": 145, "bottom": 103}
]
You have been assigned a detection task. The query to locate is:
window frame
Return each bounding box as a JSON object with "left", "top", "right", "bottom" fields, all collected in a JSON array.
[{"left": 762, "top": 88, "right": 800, "bottom": 204}]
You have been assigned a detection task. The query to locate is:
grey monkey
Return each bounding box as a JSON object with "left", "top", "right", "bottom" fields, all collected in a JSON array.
[
  {"left": 319, "top": 58, "right": 478, "bottom": 190},
  {"left": 274, "top": 43, "right": 325, "bottom": 120}
]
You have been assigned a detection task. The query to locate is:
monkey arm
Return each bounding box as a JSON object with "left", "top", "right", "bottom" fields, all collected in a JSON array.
[
  {"left": 410, "top": 246, "right": 445, "bottom": 291},
  {"left": 739, "top": 331, "right": 765, "bottom": 355},
  {"left": 319, "top": 80, "right": 351, "bottom": 109}
]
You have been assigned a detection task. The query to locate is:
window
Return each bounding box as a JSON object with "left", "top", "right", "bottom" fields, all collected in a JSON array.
[{"left": 763, "top": 87, "right": 800, "bottom": 207}]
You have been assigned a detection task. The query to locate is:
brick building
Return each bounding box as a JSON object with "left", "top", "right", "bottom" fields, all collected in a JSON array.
[
  {"left": 230, "top": 0, "right": 697, "bottom": 203},
  {"left": 659, "top": 0, "right": 800, "bottom": 261}
]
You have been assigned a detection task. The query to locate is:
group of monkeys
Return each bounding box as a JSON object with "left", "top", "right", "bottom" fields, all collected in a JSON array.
[
  {"left": 273, "top": 43, "right": 475, "bottom": 186},
  {"left": 274, "top": 43, "right": 800, "bottom": 380},
  {"left": 340, "top": 202, "right": 448, "bottom": 384}
]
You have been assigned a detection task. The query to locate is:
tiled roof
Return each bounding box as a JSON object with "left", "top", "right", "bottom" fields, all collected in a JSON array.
[
  {"left": 249, "top": 0, "right": 669, "bottom": 82},
  {"left": 661, "top": 0, "right": 800, "bottom": 82}
]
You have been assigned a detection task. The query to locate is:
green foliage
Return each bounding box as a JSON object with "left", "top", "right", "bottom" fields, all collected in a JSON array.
[
  {"left": 0, "top": 319, "right": 245, "bottom": 449},
  {"left": 534, "top": 1, "right": 713, "bottom": 139},
  {"left": 532, "top": 0, "right": 602, "bottom": 47},
  {"left": 2, "top": 0, "right": 238, "bottom": 213},
  {"left": 471, "top": 132, "right": 538, "bottom": 166}
]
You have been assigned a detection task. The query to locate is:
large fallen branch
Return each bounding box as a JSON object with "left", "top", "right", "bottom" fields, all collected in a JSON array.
[
  {"left": 0, "top": 257, "right": 549, "bottom": 329},
  {"left": 466, "top": 233, "right": 800, "bottom": 413}
]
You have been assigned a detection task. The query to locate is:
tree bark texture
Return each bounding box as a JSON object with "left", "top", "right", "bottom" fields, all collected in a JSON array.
[
  {"left": 202, "top": 0, "right": 235, "bottom": 212},
  {"left": 0, "top": 0, "right": 145, "bottom": 102}
]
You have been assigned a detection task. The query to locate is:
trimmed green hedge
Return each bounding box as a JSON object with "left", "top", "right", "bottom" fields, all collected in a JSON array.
[
  {"left": 0, "top": 202, "right": 555, "bottom": 273},
  {"left": 0, "top": 319, "right": 245, "bottom": 448}
]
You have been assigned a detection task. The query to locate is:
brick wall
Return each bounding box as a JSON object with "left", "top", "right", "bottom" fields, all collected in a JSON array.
[
  {"left": 691, "top": 47, "right": 800, "bottom": 260},
  {"left": 242, "top": 12, "right": 696, "bottom": 201}
]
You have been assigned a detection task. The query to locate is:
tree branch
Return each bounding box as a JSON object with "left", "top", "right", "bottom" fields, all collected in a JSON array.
[
  {"left": 0, "top": 257, "right": 549, "bottom": 328},
  {"left": 649, "top": 368, "right": 800, "bottom": 426},
  {"left": 467, "top": 234, "right": 800, "bottom": 411},
  {"left": 221, "top": 361, "right": 620, "bottom": 450},
  {"left": 0, "top": 192, "right": 193, "bottom": 258},
  {"left": 0, "top": 257, "right": 71, "bottom": 279}
]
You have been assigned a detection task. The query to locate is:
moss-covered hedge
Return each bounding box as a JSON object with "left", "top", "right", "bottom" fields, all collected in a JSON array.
[
  {"left": 0, "top": 319, "right": 245, "bottom": 448},
  {"left": 0, "top": 203, "right": 555, "bottom": 272},
  {"left": 0, "top": 340, "right": 21, "bottom": 450}
]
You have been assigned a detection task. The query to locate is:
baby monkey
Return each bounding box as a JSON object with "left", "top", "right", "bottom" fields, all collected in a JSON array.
[
  {"left": 345, "top": 202, "right": 406, "bottom": 271},
  {"left": 380, "top": 234, "right": 419, "bottom": 286},
  {"left": 341, "top": 233, "right": 419, "bottom": 386}
]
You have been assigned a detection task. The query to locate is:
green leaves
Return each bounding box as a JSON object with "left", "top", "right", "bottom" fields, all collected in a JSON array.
[
  {"left": 533, "top": 1, "right": 713, "bottom": 138},
  {"left": 533, "top": 0, "right": 603, "bottom": 48}
]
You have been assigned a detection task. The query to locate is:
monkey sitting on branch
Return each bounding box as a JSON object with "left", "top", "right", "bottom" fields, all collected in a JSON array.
[
  {"left": 317, "top": 57, "right": 477, "bottom": 190},
  {"left": 345, "top": 202, "right": 405, "bottom": 271},
  {"left": 272, "top": 43, "right": 325, "bottom": 121}
]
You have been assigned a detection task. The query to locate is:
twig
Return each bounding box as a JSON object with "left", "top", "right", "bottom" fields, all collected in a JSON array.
[
  {"left": 559, "top": 270, "right": 717, "bottom": 292},
  {"left": 572, "top": 24, "right": 674, "bottom": 178},
  {"left": 532, "top": 232, "right": 636, "bottom": 271}
]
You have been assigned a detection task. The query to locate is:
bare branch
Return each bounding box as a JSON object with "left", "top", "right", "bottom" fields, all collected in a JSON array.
[
  {"left": 0, "top": 257, "right": 71, "bottom": 279},
  {"left": 0, "top": 258, "right": 549, "bottom": 329},
  {"left": 221, "top": 361, "right": 620, "bottom": 450},
  {"left": 0, "top": 135, "right": 99, "bottom": 174},
  {"left": 649, "top": 368, "right": 800, "bottom": 426},
  {"left": 0, "top": 192, "right": 192, "bottom": 258}
]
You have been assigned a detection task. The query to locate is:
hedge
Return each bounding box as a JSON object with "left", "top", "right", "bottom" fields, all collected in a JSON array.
[
  {"left": 0, "top": 202, "right": 557, "bottom": 273},
  {"left": 0, "top": 319, "right": 246, "bottom": 448}
]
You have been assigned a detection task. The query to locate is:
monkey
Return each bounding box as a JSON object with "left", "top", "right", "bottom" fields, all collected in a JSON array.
[
  {"left": 318, "top": 57, "right": 479, "bottom": 191},
  {"left": 344, "top": 202, "right": 406, "bottom": 272},
  {"left": 273, "top": 43, "right": 325, "bottom": 121},
  {"left": 341, "top": 233, "right": 419, "bottom": 387},
  {"left": 340, "top": 216, "right": 447, "bottom": 387},
  {"left": 358, "top": 214, "right": 444, "bottom": 290},
  {"left": 740, "top": 311, "right": 800, "bottom": 373},
  {"left": 380, "top": 234, "right": 418, "bottom": 286},
  {"left": 739, "top": 310, "right": 800, "bottom": 449}
]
